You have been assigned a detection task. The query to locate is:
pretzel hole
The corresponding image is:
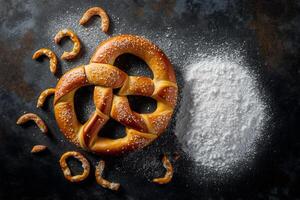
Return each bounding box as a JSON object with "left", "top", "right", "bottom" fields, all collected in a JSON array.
[
  {"left": 113, "top": 88, "right": 121, "bottom": 95},
  {"left": 74, "top": 86, "right": 95, "bottom": 124},
  {"left": 114, "top": 53, "right": 153, "bottom": 78},
  {"left": 57, "top": 36, "right": 74, "bottom": 49},
  {"left": 34, "top": 54, "right": 49, "bottom": 63},
  {"left": 81, "top": 13, "right": 99, "bottom": 27},
  {"left": 127, "top": 95, "right": 157, "bottom": 113},
  {"left": 66, "top": 156, "right": 85, "bottom": 176},
  {"left": 18, "top": 120, "right": 38, "bottom": 129},
  {"left": 99, "top": 118, "right": 126, "bottom": 139}
]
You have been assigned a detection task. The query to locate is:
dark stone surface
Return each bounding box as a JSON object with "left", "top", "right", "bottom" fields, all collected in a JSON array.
[{"left": 0, "top": 0, "right": 300, "bottom": 199}]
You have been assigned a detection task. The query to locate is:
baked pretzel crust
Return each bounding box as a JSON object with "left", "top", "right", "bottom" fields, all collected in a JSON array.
[
  {"left": 37, "top": 88, "right": 56, "bottom": 108},
  {"left": 17, "top": 113, "right": 48, "bottom": 133},
  {"left": 54, "top": 29, "right": 81, "bottom": 60},
  {"left": 32, "top": 48, "right": 58, "bottom": 74},
  {"left": 59, "top": 151, "right": 90, "bottom": 182},
  {"left": 153, "top": 154, "right": 173, "bottom": 184},
  {"left": 79, "top": 7, "right": 110, "bottom": 33},
  {"left": 53, "top": 34, "right": 177, "bottom": 155},
  {"left": 95, "top": 160, "right": 120, "bottom": 191},
  {"left": 31, "top": 145, "right": 47, "bottom": 153}
]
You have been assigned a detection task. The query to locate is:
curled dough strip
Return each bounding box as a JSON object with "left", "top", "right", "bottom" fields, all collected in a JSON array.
[
  {"left": 31, "top": 145, "right": 47, "bottom": 153},
  {"left": 16, "top": 113, "right": 48, "bottom": 134},
  {"left": 59, "top": 151, "right": 90, "bottom": 182},
  {"left": 152, "top": 154, "right": 173, "bottom": 184},
  {"left": 37, "top": 88, "right": 56, "bottom": 108},
  {"left": 95, "top": 160, "right": 120, "bottom": 191},
  {"left": 79, "top": 7, "right": 109, "bottom": 33},
  {"left": 54, "top": 29, "right": 81, "bottom": 60},
  {"left": 32, "top": 48, "right": 58, "bottom": 74}
]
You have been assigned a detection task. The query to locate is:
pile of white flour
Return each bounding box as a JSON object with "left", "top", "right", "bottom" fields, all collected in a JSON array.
[{"left": 175, "top": 54, "right": 268, "bottom": 174}]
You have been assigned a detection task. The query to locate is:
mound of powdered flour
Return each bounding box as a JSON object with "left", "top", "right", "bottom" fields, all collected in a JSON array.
[{"left": 175, "top": 54, "right": 268, "bottom": 174}]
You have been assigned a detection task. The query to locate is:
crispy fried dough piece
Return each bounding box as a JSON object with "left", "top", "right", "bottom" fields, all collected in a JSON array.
[
  {"left": 59, "top": 151, "right": 90, "bottom": 182},
  {"left": 37, "top": 88, "right": 56, "bottom": 108},
  {"left": 95, "top": 160, "right": 120, "bottom": 191},
  {"left": 31, "top": 145, "right": 47, "bottom": 153},
  {"left": 16, "top": 113, "right": 48, "bottom": 134},
  {"left": 153, "top": 154, "right": 173, "bottom": 184},
  {"left": 54, "top": 29, "right": 81, "bottom": 60},
  {"left": 32, "top": 48, "right": 58, "bottom": 74},
  {"left": 79, "top": 7, "right": 110, "bottom": 33}
]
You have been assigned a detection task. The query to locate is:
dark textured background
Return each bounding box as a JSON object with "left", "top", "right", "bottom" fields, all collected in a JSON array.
[{"left": 1, "top": 0, "right": 300, "bottom": 199}]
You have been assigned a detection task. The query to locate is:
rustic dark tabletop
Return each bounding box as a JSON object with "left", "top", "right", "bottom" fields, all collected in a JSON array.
[{"left": 0, "top": 0, "right": 300, "bottom": 199}]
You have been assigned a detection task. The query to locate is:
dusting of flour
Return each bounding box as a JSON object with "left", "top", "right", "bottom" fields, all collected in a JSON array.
[{"left": 175, "top": 54, "right": 268, "bottom": 174}]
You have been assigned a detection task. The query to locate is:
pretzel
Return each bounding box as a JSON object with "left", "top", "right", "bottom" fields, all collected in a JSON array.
[
  {"left": 31, "top": 145, "right": 47, "bottom": 153},
  {"left": 59, "top": 151, "right": 90, "bottom": 182},
  {"left": 16, "top": 113, "right": 48, "bottom": 134},
  {"left": 32, "top": 48, "right": 58, "bottom": 74},
  {"left": 54, "top": 29, "right": 81, "bottom": 60},
  {"left": 152, "top": 154, "right": 173, "bottom": 184},
  {"left": 95, "top": 160, "right": 120, "bottom": 191},
  {"left": 37, "top": 88, "right": 56, "bottom": 108},
  {"left": 79, "top": 7, "right": 110, "bottom": 33},
  {"left": 53, "top": 34, "right": 178, "bottom": 155}
]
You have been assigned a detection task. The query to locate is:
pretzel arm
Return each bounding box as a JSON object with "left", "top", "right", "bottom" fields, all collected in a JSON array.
[
  {"left": 81, "top": 111, "right": 109, "bottom": 148},
  {"left": 89, "top": 128, "right": 157, "bottom": 155},
  {"left": 93, "top": 86, "right": 113, "bottom": 115},
  {"left": 32, "top": 48, "right": 58, "bottom": 74},
  {"left": 37, "top": 88, "right": 56, "bottom": 108},
  {"left": 79, "top": 7, "right": 110, "bottom": 33},
  {"left": 16, "top": 113, "right": 48, "bottom": 133},
  {"left": 110, "top": 95, "right": 148, "bottom": 132},
  {"left": 54, "top": 29, "right": 81, "bottom": 60},
  {"left": 118, "top": 76, "right": 154, "bottom": 96}
]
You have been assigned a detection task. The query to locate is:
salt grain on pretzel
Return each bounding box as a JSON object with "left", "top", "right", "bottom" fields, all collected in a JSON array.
[
  {"left": 95, "top": 160, "right": 120, "bottom": 191},
  {"left": 31, "top": 145, "right": 47, "bottom": 153},
  {"left": 16, "top": 113, "right": 48, "bottom": 134},
  {"left": 37, "top": 88, "right": 56, "bottom": 108},
  {"left": 53, "top": 34, "right": 178, "bottom": 155},
  {"left": 54, "top": 29, "right": 81, "bottom": 60},
  {"left": 59, "top": 151, "right": 90, "bottom": 183},
  {"left": 32, "top": 48, "right": 58, "bottom": 74},
  {"left": 79, "top": 7, "right": 110, "bottom": 33},
  {"left": 153, "top": 154, "right": 173, "bottom": 184}
]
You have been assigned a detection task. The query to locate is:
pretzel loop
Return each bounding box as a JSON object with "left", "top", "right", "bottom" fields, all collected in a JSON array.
[{"left": 54, "top": 34, "right": 177, "bottom": 155}]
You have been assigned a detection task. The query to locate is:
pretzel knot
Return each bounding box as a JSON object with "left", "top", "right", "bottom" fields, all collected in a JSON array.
[{"left": 53, "top": 34, "right": 178, "bottom": 155}]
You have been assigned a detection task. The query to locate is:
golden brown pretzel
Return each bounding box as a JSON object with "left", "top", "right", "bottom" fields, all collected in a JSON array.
[
  {"left": 32, "top": 48, "right": 58, "bottom": 74},
  {"left": 53, "top": 34, "right": 177, "bottom": 155},
  {"left": 54, "top": 29, "right": 81, "bottom": 60},
  {"left": 37, "top": 88, "right": 56, "bottom": 108},
  {"left": 59, "top": 151, "right": 90, "bottom": 182},
  {"left": 31, "top": 145, "right": 47, "bottom": 153},
  {"left": 79, "top": 7, "right": 110, "bottom": 33},
  {"left": 152, "top": 154, "right": 173, "bottom": 184},
  {"left": 95, "top": 160, "right": 120, "bottom": 191},
  {"left": 17, "top": 113, "right": 48, "bottom": 134}
]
